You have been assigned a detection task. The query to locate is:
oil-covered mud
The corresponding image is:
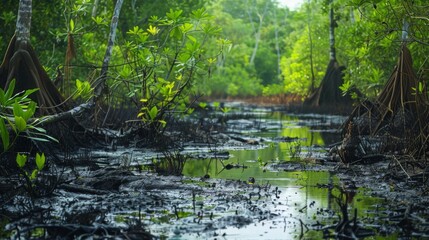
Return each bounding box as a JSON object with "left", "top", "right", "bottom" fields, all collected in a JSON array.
[{"left": 1, "top": 102, "right": 429, "bottom": 239}]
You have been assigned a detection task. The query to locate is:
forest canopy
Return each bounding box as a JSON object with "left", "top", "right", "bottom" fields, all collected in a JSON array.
[{"left": 1, "top": 0, "right": 429, "bottom": 101}]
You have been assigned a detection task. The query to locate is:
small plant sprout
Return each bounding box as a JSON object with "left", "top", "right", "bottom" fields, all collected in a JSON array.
[
  {"left": 220, "top": 107, "right": 231, "bottom": 114},
  {"left": 16, "top": 152, "right": 46, "bottom": 181},
  {"left": 198, "top": 102, "right": 207, "bottom": 109},
  {"left": 16, "top": 153, "right": 27, "bottom": 168},
  {"left": 212, "top": 101, "right": 220, "bottom": 110},
  {"left": 36, "top": 153, "right": 46, "bottom": 171}
]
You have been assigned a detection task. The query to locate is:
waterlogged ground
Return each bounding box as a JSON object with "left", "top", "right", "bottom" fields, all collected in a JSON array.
[{"left": 2, "top": 102, "right": 429, "bottom": 239}]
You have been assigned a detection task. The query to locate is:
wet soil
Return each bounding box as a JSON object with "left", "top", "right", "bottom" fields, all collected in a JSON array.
[{"left": 1, "top": 102, "right": 429, "bottom": 239}]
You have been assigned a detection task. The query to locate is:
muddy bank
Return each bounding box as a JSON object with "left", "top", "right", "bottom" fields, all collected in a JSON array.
[
  {"left": 2, "top": 165, "right": 286, "bottom": 239},
  {"left": 1, "top": 103, "right": 429, "bottom": 239}
]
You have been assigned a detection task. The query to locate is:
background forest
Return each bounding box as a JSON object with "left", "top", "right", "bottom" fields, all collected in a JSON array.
[{"left": 1, "top": 0, "right": 429, "bottom": 102}]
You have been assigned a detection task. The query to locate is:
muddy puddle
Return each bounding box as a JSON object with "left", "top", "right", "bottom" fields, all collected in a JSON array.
[{"left": 2, "top": 102, "right": 429, "bottom": 239}]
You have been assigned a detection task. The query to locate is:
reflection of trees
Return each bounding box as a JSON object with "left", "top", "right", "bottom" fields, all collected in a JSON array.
[
  {"left": 308, "top": 116, "right": 345, "bottom": 146},
  {"left": 296, "top": 171, "right": 335, "bottom": 207},
  {"left": 182, "top": 159, "right": 211, "bottom": 177},
  {"left": 280, "top": 127, "right": 325, "bottom": 151}
]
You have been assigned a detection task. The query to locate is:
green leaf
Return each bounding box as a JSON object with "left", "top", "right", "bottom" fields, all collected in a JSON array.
[
  {"left": 148, "top": 106, "right": 158, "bottom": 120},
  {"left": 127, "top": 26, "right": 143, "bottom": 35},
  {"left": 180, "top": 23, "right": 193, "bottom": 34},
  {"left": 186, "top": 35, "right": 197, "bottom": 43},
  {"left": 21, "top": 88, "right": 38, "bottom": 100},
  {"left": 92, "top": 16, "right": 105, "bottom": 25},
  {"left": 16, "top": 153, "right": 27, "bottom": 168},
  {"left": 198, "top": 102, "right": 207, "bottom": 109},
  {"left": 170, "top": 27, "right": 182, "bottom": 39},
  {"left": 27, "top": 125, "right": 47, "bottom": 133},
  {"left": 74, "top": 79, "right": 93, "bottom": 101},
  {"left": 6, "top": 117, "right": 16, "bottom": 133},
  {"left": 201, "top": 23, "right": 222, "bottom": 35},
  {"left": 119, "top": 66, "right": 132, "bottom": 78},
  {"left": 30, "top": 169, "right": 38, "bottom": 180},
  {"left": 76, "top": 79, "right": 82, "bottom": 89},
  {"left": 147, "top": 25, "right": 159, "bottom": 35},
  {"left": 70, "top": 19, "right": 75, "bottom": 32},
  {"left": 213, "top": 101, "right": 220, "bottom": 109},
  {"left": 25, "top": 130, "right": 58, "bottom": 143},
  {"left": 0, "top": 88, "right": 5, "bottom": 105},
  {"left": 26, "top": 136, "right": 52, "bottom": 142},
  {"left": 4, "top": 79, "right": 15, "bottom": 100},
  {"left": 166, "top": 9, "right": 183, "bottom": 21},
  {"left": 191, "top": 8, "right": 209, "bottom": 20},
  {"left": 0, "top": 119, "right": 10, "bottom": 151},
  {"left": 149, "top": 15, "right": 159, "bottom": 23},
  {"left": 15, "top": 116, "right": 26, "bottom": 132},
  {"left": 186, "top": 41, "right": 201, "bottom": 53},
  {"left": 221, "top": 107, "right": 231, "bottom": 113},
  {"left": 23, "top": 101, "right": 36, "bottom": 121},
  {"left": 13, "top": 102, "right": 24, "bottom": 118},
  {"left": 138, "top": 33, "right": 149, "bottom": 43},
  {"left": 187, "top": 108, "right": 194, "bottom": 114},
  {"left": 36, "top": 152, "right": 45, "bottom": 171},
  {"left": 159, "top": 120, "right": 167, "bottom": 128}
]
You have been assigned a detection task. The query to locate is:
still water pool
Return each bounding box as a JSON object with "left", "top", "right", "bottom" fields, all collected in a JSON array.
[{"left": 176, "top": 103, "right": 389, "bottom": 239}]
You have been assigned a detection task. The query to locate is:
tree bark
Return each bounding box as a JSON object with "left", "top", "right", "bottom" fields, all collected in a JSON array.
[
  {"left": 93, "top": 0, "right": 124, "bottom": 99},
  {"left": 402, "top": 18, "right": 409, "bottom": 42},
  {"left": 16, "top": 0, "right": 32, "bottom": 43}
]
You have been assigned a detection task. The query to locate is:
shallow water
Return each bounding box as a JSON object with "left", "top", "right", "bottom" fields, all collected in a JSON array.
[
  {"left": 179, "top": 103, "right": 390, "bottom": 239},
  {"left": 3, "top": 103, "right": 400, "bottom": 240}
]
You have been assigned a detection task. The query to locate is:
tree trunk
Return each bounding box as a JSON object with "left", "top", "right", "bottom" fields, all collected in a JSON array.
[
  {"left": 303, "top": 0, "right": 352, "bottom": 110},
  {"left": 329, "top": 0, "right": 336, "bottom": 61},
  {"left": 93, "top": 0, "right": 124, "bottom": 99},
  {"left": 402, "top": 18, "right": 409, "bottom": 42},
  {"left": 307, "top": 0, "right": 315, "bottom": 92},
  {"left": 246, "top": 0, "right": 268, "bottom": 65},
  {"left": 0, "top": 0, "right": 66, "bottom": 115},
  {"left": 273, "top": 7, "right": 281, "bottom": 80},
  {"left": 16, "top": 0, "right": 32, "bottom": 43}
]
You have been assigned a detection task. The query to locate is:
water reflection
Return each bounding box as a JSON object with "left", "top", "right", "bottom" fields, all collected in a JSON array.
[
  {"left": 183, "top": 111, "right": 345, "bottom": 180},
  {"left": 182, "top": 110, "right": 387, "bottom": 239}
]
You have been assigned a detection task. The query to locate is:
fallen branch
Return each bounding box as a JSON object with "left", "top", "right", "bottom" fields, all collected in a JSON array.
[{"left": 36, "top": 102, "right": 93, "bottom": 126}]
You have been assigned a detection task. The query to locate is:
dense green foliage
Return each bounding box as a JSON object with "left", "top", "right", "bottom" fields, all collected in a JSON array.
[
  {"left": 2, "top": 0, "right": 429, "bottom": 102},
  {"left": 0, "top": 80, "right": 56, "bottom": 154},
  {"left": 281, "top": 0, "right": 429, "bottom": 98}
]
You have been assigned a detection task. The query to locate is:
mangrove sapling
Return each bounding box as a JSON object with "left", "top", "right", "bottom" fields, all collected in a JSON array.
[
  {"left": 0, "top": 79, "right": 61, "bottom": 198},
  {"left": 0, "top": 80, "right": 58, "bottom": 157},
  {"left": 15, "top": 152, "right": 50, "bottom": 197},
  {"left": 120, "top": 8, "right": 229, "bottom": 138}
]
